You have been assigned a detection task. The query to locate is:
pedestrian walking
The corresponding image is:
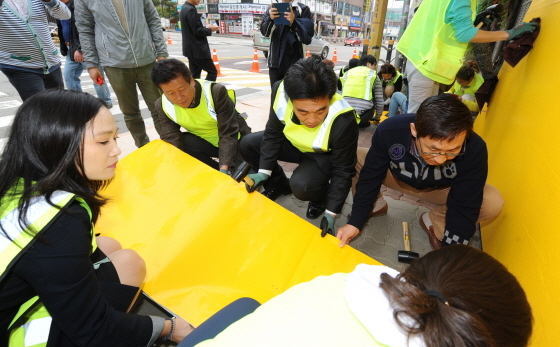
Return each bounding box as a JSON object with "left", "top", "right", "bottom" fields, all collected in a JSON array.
[
  {"left": 75, "top": 0, "right": 168, "bottom": 148},
  {"left": 180, "top": 0, "right": 219, "bottom": 81},
  {"left": 57, "top": 0, "right": 113, "bottom": 107}
]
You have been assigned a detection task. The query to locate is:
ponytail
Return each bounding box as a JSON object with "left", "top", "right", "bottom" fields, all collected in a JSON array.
[
  {"left": 456, "top": 60, "right": 480, "bottom": 82},
  {"left": 379, "top": 245, "right": 533, "bottom": 347}
]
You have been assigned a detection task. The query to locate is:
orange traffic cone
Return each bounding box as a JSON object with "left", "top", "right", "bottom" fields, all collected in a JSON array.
[
  {"left": 249, "top": 49, "right": 261, "bottom": 73},
  {"left": 331, "top": 47, "right": 338, "bottom": 62},
  {"left": 167, "top": 34, "right": 173, "bottom": 45},
  {"left": 352, "top": 47, "right": 359, "bottom": 59},
  {"left": 212, "top": 49, "right": 225, "bottom": 77},
  {"left": 306, "top": 48, "right": 311, "bottom": 58}
]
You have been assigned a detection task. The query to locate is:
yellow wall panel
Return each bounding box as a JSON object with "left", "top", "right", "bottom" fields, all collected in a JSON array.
[
  {"left": 475, "top": 1, "right": 560, "bottom": 345},
  {"left": 95, "top": 140, "right": 379, "bottom": 326}
]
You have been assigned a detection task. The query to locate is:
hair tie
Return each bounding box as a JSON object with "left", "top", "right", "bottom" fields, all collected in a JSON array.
[{"left": 424, "top": 289, "right": 450, "bottom": 306}]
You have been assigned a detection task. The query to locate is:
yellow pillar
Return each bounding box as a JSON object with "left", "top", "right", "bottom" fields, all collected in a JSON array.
[{"left": 368, "top": 0, "right": 389, "bottom": 59}]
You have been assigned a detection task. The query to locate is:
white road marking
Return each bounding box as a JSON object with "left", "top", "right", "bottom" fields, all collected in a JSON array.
[
  {"left": 0, "top": 115, "right": 14, "bottom": 128},
  {"left": 0, "top": 100, "right": 21, "bottom": 109}
]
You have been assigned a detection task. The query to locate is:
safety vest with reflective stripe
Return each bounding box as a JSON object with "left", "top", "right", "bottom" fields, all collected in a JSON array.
[
  {"left": 384, "top": 71, "right": 402, "bottom": 86},
  {"left": 273, "top": 82, "right": 357, "bottom": 153},
  {"left": 341, "top": 66, "right": 377, "bottom": 101},
  {"left": 1, "top": 181, "right": 95, "bottom": 347},
  {"left": 161, "top": 79, "right": 239, "bottom": 147},
  {"left": 396, "top": 0, "right": 477, "bottom": 84}
]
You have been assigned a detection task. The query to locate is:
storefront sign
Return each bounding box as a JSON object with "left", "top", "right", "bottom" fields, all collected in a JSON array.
[
  {"left": 349, "top": 17, "right": 361, "bottom": 27},
  {"left": 208, "top": 14, "right": 220, "bottom": 19},
  {"left": 365, "top": 0, "right": 372, "bottom": 13},
  {"left": 218, "top": 4, "right": 268, "bottom": 14},
  {"left": 195, "top": 4, "right": 207, "bottom": 13}
]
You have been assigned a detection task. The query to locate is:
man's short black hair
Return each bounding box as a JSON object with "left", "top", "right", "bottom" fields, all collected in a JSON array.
[
  {"left": 414, "top": 94, "right": 474, "bottom": 140},
  {"left": 348, "top": 58, "right": 360, "bottom": 69},
  {"left": 360, "top": 54, "right": 377, "bottom": 66},
  {"left": 151, "top": 58, "right": 192, "bottom": 87},
  {"left": 284, "top": 58, "right": 337, "bottom": 100}
]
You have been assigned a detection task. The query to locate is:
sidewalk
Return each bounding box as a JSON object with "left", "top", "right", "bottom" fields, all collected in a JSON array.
[{"left": 118, "top": 95, "right": 481, "bottom": 273}]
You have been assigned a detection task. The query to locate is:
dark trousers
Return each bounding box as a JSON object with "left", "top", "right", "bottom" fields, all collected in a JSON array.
[
  {"left": 104, "top": 62, "right": 162, "bottom": 148},
  {"left": 240, "top": 131, "right": 331, "bottom": 203},
  {"left": 268, "top": 68, "right": 286, "bottom": 87},
  {"left": 182, "top": 132, "right": 220, "bottom": 170},
  {"left": 178, "top": 298, "right": 260, "bottom": 347},
  {"left": 181, "top": 132, "right": 245, "bottom": 171},
  {"left": 188, "top": 57, "right": 217, "bottom": 81},
  {"left": 1, "top": 66, "right": 64, "bottom": 101}
]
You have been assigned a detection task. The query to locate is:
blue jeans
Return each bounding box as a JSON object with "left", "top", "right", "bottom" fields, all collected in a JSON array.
[
  {"left": 388, "top": 91, "right": 408, "bottom": 118},
  {"left": 63, "top": 55, "right": 112, "bottom": 104}
]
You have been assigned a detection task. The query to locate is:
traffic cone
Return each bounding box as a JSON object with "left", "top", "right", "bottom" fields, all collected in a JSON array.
[
  {"left": 331, "top": 48, "right": 338, "bottom": 62},
  {"left": 352, "top": 47, "right": 359, "bottom": 59},
  {"left": 306, "top": 48, "right": 311, "bottom": 58},
  {"left": 212, "top": 49, "right": 225, "bottom": 77},
  {"left": 249, "top": 49, "right": 261, "bottom": 73},
  {"left": 167, "top": 34, "right": 173, "bottom": 45}
]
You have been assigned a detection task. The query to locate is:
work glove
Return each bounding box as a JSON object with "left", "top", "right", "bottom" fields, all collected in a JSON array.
[
  {"left": 244, "top": 172, "right": 269, "bottom": 193},
  {"left": 219, "top": 169, "right": 231, "bottom": 176},
  {"left": 320, "top": 213, "right": 336, "bottom": 237},
  {"left": 506, "top": 22, "right": 538, "bottom": 40}
]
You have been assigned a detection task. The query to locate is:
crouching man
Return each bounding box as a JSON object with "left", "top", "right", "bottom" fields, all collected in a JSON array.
[
  {"left": 241, "top": 58, "right": 359, "bottom": 233},
  {"left": 338, "top": 94, "right": 504, "bottom": 248},
  {"left": 151, "top": 59, "right": 251, "bottom": 174}
]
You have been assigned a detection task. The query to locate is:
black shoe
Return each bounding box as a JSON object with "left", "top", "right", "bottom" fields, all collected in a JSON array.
[
  {"left": 262, "top": 184, "right": 292, "bottom": 201},
  {"left": 358, "top": 120, "right": 371, "bottom": 128},
  {"left": 306, "top": 201, "right": 326, "bottom": 219}
]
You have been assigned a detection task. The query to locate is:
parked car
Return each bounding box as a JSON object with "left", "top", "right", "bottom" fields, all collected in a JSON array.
[
  {"left": 344, "top": 37, "right": 362, "bottom": 46},
  {"left": 48, "top": 22, "right": 58, "bottom": 38},
  {"left": 253, "top": 31, "right": 330, "bottom": 60}
]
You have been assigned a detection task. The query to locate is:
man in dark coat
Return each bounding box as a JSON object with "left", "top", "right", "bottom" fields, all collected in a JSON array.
[
  {"left": 180, "top": 0, "right": 219, "bottom": 81},
  {"left": 260, "top": 0, "right": 314, "bottom": 86}
]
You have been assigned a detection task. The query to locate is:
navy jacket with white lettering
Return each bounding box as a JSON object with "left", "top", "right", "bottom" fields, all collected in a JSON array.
[{"left": 349, "top": 114, "right": 487, "bottom": 245}]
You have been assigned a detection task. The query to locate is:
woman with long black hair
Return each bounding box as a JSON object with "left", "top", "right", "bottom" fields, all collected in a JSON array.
[{"left": 0, "top": 89, "right": 193, "bottom": 346}]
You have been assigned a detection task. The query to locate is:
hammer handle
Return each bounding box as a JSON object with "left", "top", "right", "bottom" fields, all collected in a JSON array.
[{"left": 402, "top": 222, "right": 411, "bottom": 252}]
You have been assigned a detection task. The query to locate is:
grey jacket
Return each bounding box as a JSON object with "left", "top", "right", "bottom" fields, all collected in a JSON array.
[{"left": 75, "top": 0, "right": 168, "bottom": 69}]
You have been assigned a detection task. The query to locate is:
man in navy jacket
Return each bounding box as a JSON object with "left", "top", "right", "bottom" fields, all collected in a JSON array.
[{"left": 337, "top": 94, "right": 504, "bottom": 249}]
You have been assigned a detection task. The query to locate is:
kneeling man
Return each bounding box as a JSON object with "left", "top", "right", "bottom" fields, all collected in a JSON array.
[
  {"left": 338, "top": 94, "right": 503, "bottom": 248},
  {"left": 241, "top": 58, "right": 359, "bottom": 232},
  {"left": 151, "top": 59, "right": 251, "bottom": 174}
]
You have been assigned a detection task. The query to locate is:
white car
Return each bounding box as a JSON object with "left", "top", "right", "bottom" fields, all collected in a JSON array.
[{"left": 253, "top": 31, "right": 330, "bottom": 59}]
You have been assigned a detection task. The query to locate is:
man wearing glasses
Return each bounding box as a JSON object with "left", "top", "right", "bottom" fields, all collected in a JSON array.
[{"left": 337, "top": 94, "right": 504, "bottom": 249}]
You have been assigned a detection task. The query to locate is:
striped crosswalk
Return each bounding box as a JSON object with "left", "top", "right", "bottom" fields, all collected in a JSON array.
[{"left": 0, "top": 63, "right": 273, "bottom": 152}]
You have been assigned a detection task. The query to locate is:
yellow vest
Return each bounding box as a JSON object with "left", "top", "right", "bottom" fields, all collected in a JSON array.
[
  {"left": 341, "top": 66, "right": 377, "bottom": 101},
  {"left": 447, "top": 73, "right": 484, "bottom": 111},
  {"left": 273, "top": 82, "right": 357, "bottom": 153},
  {"left": 1, "top": 180, "right": 95, "bottom": 347},
  {"left": 396, "top": 0, "right": 477, "bottom": 84},
  {"left": 161, "top": 80, "right": 239, "bottom": 147}
]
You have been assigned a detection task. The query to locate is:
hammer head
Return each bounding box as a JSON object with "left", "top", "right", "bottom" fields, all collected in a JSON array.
[{"left": 398, "top": 250, "right": 420, "bottom": 264}]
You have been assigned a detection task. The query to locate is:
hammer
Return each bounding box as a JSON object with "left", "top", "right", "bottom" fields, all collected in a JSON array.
[{"left": 398, "top": 222, "right": 419, "bottom": 263}]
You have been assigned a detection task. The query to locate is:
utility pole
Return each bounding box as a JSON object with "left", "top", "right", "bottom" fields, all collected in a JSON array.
[
  {"left": 393, "top": 0, "right": 411, "bottom": 70},
  {"left": 367, "top": 0, "right": 389, "bottom": 61}
]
